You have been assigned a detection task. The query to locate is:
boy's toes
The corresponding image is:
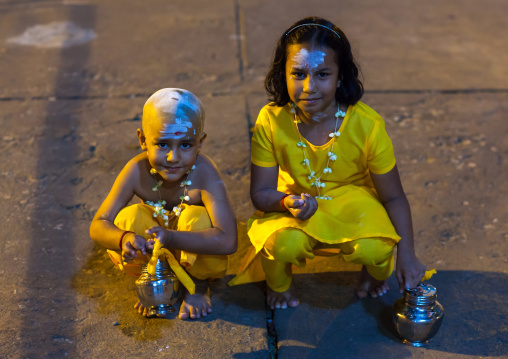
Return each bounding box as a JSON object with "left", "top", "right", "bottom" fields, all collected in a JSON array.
[
  {"left": 187, "top": 306, "right": 199, "bottom": 319},
  {"left": 178, "top": 306, "right": 189, "bottom": 320}
]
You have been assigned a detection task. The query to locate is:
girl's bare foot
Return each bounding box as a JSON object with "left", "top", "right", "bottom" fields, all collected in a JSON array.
[
  {"left": 356, "top": 265, "right": 389, "bottom": 298},
  {"left": 266, "top": 282, "right": 299, "bottom": 309},
  {"left": 178, "top": 278, "right": 212, "bottom": 320},
  {"left": 134, "top": 301, "right": 167, "bottom": 318}
]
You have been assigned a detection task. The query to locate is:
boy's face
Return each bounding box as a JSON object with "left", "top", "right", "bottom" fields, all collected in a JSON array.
[{"left": 139, "top": 112, "right": 206, "bottom": 182}]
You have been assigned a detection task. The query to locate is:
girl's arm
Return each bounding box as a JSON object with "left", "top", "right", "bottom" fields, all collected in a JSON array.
[
  {"left": 250, "top": 164, "right": 287, "bottom": 212},
  {"left": 250, "top": 164, "right": 316, "bottom": 219},
  {"left": 148, "top": 159, "right": 237, "bottom": 255},
  {"left": 370, "top": 165, "right": 426, "bottom": 291}
]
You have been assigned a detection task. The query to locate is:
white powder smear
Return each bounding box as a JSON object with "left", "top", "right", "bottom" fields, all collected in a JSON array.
[
  {"left": 160, "top": 121, "right": 193, "bottom": 139},
  {"left": 292, "top": 49, "right": 326, "bottom": 70},
  {"left": 146, "top": 89, "right": 204, "bottom": 139},
  {"left": 7, "top": 21, "right": 96, "bottom": 48}
]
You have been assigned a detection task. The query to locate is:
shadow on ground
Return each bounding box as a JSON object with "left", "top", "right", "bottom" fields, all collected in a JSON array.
[
  {"left": 71, "top": 243, "right": 267, "bottom": 342},
  {"left": 274, "top": 270, "right": 508, "bottom": 358},
  {"left": 71, "top": 244, "right": 178, "bottom": 341},
  {"left": 73, "top": 244, "right": 508, "bottom": 357}
]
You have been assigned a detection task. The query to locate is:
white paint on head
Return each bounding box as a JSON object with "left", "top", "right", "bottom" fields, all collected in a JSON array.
[
  {"left": 292, "top": 48, "right": 326, "bottom": 70},
  {"left": 143, "top": 88, "right": 205, "bottom": 138},
  {"left": 160, "top": 121, "right": 193, "bottom": 139}
]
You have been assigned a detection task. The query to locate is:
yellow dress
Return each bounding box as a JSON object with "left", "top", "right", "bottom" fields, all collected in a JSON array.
[{"left": 230, "top": 102, "right": 400, "bottom": 285}]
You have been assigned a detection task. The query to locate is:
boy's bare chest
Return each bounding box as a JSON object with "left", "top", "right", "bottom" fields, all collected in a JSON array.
[{"left": 136, "top": 179, "right": 201, "bottom": 208}]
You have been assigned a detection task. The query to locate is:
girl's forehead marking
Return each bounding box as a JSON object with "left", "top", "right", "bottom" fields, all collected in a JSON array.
[{"left": 291, "top": 48, "right": 326, "bottom": 70}]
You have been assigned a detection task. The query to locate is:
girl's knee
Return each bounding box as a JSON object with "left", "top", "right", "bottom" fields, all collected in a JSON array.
[
  {"left": 366, "top": 256, "right": 394, "bottom": 281},
  {"left": 265, "top": 228, "right": 315, "bottom": 263},
  {"left": 340, "top": 237, "right": 396, "bottom": 266}
]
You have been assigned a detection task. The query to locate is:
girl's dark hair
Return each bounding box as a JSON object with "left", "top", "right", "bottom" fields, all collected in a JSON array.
[{"left": 265, "top": 16, "right": 363, "bottom": 107}]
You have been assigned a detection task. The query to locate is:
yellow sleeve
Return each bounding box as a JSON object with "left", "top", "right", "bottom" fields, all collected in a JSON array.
[
  {"left": 251, "top": 108, "right": 278, "bottom": 167},
  {"left": 367, "top": 121, "right": 396, "bottom": 174}
]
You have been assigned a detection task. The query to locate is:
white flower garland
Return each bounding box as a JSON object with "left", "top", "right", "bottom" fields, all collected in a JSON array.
[
  {"left": 291, "top": 103, "right": 346, "bottom": 200},
  {"left": 145, "top": 165, "right": 195, "bottom": 227}
]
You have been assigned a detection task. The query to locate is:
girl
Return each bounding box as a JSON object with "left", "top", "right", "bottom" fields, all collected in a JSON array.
[{"left": 229, "top": 17, "right": 426, "bottom": 309}]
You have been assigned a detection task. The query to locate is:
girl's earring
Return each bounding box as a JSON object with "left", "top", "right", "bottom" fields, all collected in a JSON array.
[{"left": 337, "top": 80, "right": 342, "bottom": 88}]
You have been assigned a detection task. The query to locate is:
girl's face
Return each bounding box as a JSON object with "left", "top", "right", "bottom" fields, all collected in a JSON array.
[{"left": 285, "top": 43, "right": 340, "bottom": 120}]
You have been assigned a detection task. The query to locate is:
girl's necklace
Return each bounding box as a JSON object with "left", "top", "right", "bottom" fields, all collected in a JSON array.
[
  {"left": 291, "top": 103, "right": 346, "bottom": 200},
  {"left": 145, "top": 165, "right": 195, "bottom": 227}
]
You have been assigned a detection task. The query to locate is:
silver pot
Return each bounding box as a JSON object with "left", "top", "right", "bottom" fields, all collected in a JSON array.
[
  {"left": 135, "top": 259, "right": 180, "bottom": 316},
  {"left": 393, "top": 283, "right": 444, "bottom": 346}
]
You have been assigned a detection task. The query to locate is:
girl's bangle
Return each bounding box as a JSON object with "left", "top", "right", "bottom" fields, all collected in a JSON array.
[
  {"left": 119, "top": 231, "right": 135, "bottom": 250},
  {"left": 280, "top": 194, "right": 290, "bottom": 211}
]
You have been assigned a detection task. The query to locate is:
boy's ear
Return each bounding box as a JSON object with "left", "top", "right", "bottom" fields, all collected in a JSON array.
[
  {"left": 137, "top": 129, "right": 148, "bottom": 150},
  {"left": 198, "top": 132, "right": 207, "bottom": 149}
]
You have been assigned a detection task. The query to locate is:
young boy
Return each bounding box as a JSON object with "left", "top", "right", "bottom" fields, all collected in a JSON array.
[{"left": 90, "top": 88, "right": 238, "bottom": 320}]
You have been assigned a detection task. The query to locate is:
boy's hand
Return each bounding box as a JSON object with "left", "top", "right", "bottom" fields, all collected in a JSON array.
[
  {"left": 395, "top": 251, "right": 426, "bottom": 292},
  {"left": 285, "top": 193, "right": 317, "bottom": 221},
  {"left": 145, "top": 226, "right": 173, "bottom": 249},
  {"left": 121, "top": 233, "right": 147, "bottom": 262}
]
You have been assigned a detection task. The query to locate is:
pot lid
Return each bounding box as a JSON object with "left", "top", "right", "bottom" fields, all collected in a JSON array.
[{"left": 404, "top": 283, "right": 437, "bottom": 305}]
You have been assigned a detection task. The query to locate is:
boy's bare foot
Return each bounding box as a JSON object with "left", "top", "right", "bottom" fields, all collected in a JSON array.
[
  {"left": 266, "top": 282, "right": 299, "bottom": 310},
  {"left": 356, "top": 265, "right": 389, "bottom": 298},
  {"left": 134, "top": 301, "right": 167, "bottom": 318},
  {"left": 178, "top": 278, "right": 212, "bottom": 320}
]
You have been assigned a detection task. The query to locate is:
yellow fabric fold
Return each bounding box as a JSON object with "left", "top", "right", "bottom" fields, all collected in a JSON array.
[{"left": 147, "top": 240, "right": 196, "bottom": 295}]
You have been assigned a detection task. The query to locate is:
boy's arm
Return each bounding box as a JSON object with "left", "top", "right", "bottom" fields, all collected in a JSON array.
[
  {"left": 370, "top": 165, "right": 426, "bottom": 291},
  {"left": 149, "top": 158, "right": 238, "bottom": 255},
  {"left": 89, "top": 160, "right": 139, "bottom": 250}
]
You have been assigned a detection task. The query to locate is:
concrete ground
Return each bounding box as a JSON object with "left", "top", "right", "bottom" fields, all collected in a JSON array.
[{"left": 0, "top": 0, "right": 507, "bottom": 358}]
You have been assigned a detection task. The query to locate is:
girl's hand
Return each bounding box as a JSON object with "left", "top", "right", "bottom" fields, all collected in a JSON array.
[
  {"left": 121, "top": 233, "right": 147, "bottom": 262},
  {"left": 145, "top": 226, "right": 173, "bottom": 249},
  {"left": 395, "top": 251, "right": 426, "bottom": 292},
  {"left": 285, "top": 193, "right": 318, "bottom": 221}
]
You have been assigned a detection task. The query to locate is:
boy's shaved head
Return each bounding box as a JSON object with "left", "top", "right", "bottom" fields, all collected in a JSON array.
[{"left": 142, "top": 88, "right": 205, "bottom": 138}]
